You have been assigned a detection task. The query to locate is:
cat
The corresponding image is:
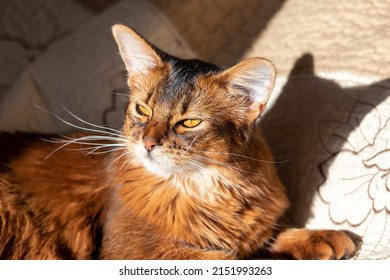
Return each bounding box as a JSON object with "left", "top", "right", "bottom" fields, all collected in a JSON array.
[{"left": 0, "top": 24, "right": 359, "bottom": 260}]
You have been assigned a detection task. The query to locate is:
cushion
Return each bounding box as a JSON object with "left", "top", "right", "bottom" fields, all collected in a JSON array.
[
  {"left": 0, "top": 0, "right": 93, "bottom": 100},
  {"left": 0, "top": 0, "right": 196, "bottom": 133}
]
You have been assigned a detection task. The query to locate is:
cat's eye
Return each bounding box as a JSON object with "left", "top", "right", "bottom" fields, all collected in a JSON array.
[
  {"left": 135, "top": 104, "right": 150, "bottom": 117},
  {"left": 181, "top": 119, "right": 202, "bottom": 128}
]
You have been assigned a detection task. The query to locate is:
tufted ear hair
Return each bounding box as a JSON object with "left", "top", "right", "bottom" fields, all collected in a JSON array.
[
  {"left": 217, "top": 57, "right": 276, "bottom": 120},
  {"left": 112, "top": 24, "right": 162, "bottom": 76}
]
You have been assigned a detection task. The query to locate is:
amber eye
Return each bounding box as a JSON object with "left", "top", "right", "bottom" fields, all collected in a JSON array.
[
  {"left": 181, "top": 119, "right": 202, "bottom": 128},
  {"left": 135, "top": 104, "right": 150, "bottom": 117}
]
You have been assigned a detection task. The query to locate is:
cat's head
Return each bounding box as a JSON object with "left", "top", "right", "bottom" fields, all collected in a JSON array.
[{"left": 112, "top": 24, "right": 275, "bottom": 178}]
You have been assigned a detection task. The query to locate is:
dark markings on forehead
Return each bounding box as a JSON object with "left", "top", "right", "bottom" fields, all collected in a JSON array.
[{"left": 156, "top": 55, "right": 222, "bottom": 107}]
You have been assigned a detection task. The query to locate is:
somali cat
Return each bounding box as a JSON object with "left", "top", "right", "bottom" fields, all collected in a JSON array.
[{"left": 0, "top": 24, "right": 358, "bottom": 260}]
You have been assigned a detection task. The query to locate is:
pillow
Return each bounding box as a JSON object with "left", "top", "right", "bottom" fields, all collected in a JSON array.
[
  {"left": 0, "top": 0, "right": 196, "bottom": 133},
  {"left": 0, "top": 0, "right": 93, "bottom": 99}
]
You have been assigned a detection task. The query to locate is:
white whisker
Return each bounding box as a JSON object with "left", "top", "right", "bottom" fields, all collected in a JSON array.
[
  {"left": 186, "top": 158, "right": 209, "bottom": 171},
  {"left": 54, "top": 102, "right": 122, "bottom": 135},
  {"left": 43, "top": 134, "right": 129, "bottom": 160},
  {"left": 36, "top": 105, "right": 122, "bottom": 137},
  {"left": 81, "top": 146, "right": 128, "bottom": 155},
  {"left": 182, "top": 132, "right": 201, "bottom": 155},
  {"left": 190, "top": 148, "right": 291, "bottom": 164},
  {"left": 50, "top": 134, "right": 127, "bottom": 144},
  {"left": 188, "top": 154, "right": 254, "bottom": 186},
  {"left": 191, "top": 154, "right": 261, "bottom": 175},
  {"left": 120, "top": 151, "right": 135, "bottom": 172},
  {"left": 112, "top": 91, "right": 129, "bottom": 97},
  {"left": 110, "top": 150, "right": 129, "bottom": 168}
]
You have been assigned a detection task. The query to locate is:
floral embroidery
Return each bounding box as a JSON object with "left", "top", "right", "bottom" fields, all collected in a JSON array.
[{"left": 318, "top": 98, "right": 390, "bottom": 258}]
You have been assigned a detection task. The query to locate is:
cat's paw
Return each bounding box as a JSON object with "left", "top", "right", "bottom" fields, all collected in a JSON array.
[{"left": 270, "top": 229, "right": 361, "bottom": 260}]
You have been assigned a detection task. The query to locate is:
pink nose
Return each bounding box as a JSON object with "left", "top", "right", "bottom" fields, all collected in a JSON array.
[{"left": 143, "top": 138, "right": 157, "bottom": 152}]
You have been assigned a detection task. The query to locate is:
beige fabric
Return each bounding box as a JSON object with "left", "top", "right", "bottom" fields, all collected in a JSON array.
[
  {"left": 151, "top": 0, "right": 285, "bottom": 67},
  {"left": 0, "top": 0, "right": 196, "bottom": 133},
  {"left": 0, "top": 0, "right": 93, "bottom": 99},
  {"left": 244, "top": 0, "right": 390, "bottom": 79}
]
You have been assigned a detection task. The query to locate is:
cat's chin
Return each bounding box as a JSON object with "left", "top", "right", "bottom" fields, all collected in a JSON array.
[
  {"left": 134, "top": 144, "right": 193, "bottom": 178},
  {"left": 140, "top": 156, "right": 175, "bottom": 178},
  {"left": 141, "top": 157, "right": 201, "bottom": 178}
]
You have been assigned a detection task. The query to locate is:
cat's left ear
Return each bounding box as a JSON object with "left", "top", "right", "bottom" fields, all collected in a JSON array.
[
  {"left": 218, "top": 58, "right": 276, "bottom": 120},
  {"left": 112, "top": 24, "right": 162, "bottom": 77}
]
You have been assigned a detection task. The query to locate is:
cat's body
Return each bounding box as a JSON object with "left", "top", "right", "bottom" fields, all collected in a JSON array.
[
  {"left": 0, "top": 131, "right": 285, "bottom": 259},
  {"left": 0, "top": 133, "right": 107, "bottom": 259},
  {"left": 102, "top": 122, "right": 287, "bottom": 259},
  {"left": 0, "top": 25, "right": 358, "bottom": 260}
]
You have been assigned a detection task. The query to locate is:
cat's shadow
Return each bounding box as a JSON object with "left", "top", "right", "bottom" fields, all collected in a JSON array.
[{"left": 259, "top": 53, "right": 390, "bottom": 227}]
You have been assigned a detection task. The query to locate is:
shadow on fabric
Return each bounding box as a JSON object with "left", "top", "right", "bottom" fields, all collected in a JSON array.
[{"left": 259, "top": 53, "right": 390, "bottom": 227}]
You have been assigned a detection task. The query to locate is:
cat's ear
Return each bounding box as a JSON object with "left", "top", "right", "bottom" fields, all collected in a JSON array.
[
  {"left": 218, "top": 58, "right": 276, "bottom": 120},
  {"left": 112, "top": 24, "right": 162, "bottom": 76}
]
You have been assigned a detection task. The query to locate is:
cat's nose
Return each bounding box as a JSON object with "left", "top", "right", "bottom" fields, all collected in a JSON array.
[{"left": 143, "top": 137, "right": 158, "bottom": 152}]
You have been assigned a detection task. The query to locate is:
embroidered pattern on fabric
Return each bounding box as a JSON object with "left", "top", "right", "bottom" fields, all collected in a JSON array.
[{"left": 318, "top": 98, "right": 390, "bottom": 259}]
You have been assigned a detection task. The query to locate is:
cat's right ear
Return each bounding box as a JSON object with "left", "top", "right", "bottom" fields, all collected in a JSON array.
[{"left": 112, "top": 24, "right": 162, "bottom": 76}]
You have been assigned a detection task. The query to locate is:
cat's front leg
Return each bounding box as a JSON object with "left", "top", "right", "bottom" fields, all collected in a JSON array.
[{"left": 270, "top": 228, "right": 360, "bottom": 260}]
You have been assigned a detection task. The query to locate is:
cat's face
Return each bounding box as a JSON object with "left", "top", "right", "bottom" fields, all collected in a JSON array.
[
  {"left": 123, "top": 62, "right": 249, "bottom": 177},
  {"left": 112, "top": 25, "right": 275, "bottom": 178}
]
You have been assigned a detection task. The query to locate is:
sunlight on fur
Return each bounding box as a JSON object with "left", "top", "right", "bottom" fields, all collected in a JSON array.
[{"left": 0, "top": 24, "right": 360, "bottom": 260}]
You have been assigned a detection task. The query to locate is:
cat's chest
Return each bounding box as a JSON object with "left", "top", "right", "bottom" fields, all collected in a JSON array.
[{"left": 117, "top": 171, "right": 266, "bottom": 251}]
